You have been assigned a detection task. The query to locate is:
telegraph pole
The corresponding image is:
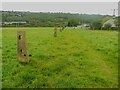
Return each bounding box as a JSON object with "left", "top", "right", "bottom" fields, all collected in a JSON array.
[
  {"left": 118, "top": 1, "right": 120, "bottom": 17},
  {"left": 111, "top": 9, "right": 118, "bottom": 18}
]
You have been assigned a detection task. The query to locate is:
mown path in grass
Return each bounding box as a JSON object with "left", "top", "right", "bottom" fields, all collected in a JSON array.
[
  {"left": 41, "top": 29, "right": 118, "bottom": 88},
  {"left": 2, "top": 28, "right": 118, "bottom": 88}
]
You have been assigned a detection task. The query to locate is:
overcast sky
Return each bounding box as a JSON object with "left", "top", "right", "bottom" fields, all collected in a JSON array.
[
  {"left": 1, "top": 0, "right": 120, "bottom": 2},
  {"left": 2, "top": 2, "right": 119, "bottom": 15}
]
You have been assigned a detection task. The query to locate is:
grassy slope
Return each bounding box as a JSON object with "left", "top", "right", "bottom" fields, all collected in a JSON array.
[
  {"left": 2, "top": 27, "right": 118, "bottom": 88},
  {"left": 0, "top": 28, "right": 2, "bottom": 89}
]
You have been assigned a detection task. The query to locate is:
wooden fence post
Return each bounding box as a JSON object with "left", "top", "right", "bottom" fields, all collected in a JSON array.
[
  {"left": 17, "top": 31, "right": 29, "bottom": 63},
  {"left": 54, "top": 27, "right": 57, "bottom": 37}
]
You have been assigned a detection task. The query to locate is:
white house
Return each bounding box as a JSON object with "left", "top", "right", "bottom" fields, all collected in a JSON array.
[
  {"left": 102, "top": 19, "right": 116, "bottom": 28},
  {"left": 76, "top": 24, "right": 90, "bottom": 29}
]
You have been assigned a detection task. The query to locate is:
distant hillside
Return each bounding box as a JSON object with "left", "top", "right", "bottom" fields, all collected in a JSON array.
[{"left": 1, "top": 11, "right": 108, "bottom": 27}]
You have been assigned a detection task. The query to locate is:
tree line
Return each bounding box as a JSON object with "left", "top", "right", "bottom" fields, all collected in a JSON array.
[{"left": 1, "top": 11, "right": 120, "bottom": 30}]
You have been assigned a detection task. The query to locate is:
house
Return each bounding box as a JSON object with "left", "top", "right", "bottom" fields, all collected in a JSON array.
[
  {"left": 102, "top": 19, "right": 116, "bottom": 28},
  {"left": 76, "top": 24, "right": 90, "bottom": 29}
]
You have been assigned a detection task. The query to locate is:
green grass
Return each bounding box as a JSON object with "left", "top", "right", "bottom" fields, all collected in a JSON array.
[
  {"left": 2, "top": 27, "right": 118, "bottom": 88},
  {"left": 0, "top": 28, "right": 2, "bottom": 89}
]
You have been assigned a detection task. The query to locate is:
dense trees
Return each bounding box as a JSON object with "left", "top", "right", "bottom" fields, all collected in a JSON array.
[
  {"left": 1, "top": 11, "right": 119, "bottom": 30},
  {"left": 90, "top": 22, "right": 102, "bottom": 30},
  {"left": 68, "top": 19, "right": 79, "bottom": 27},
  {"left": 2, "top": 11, "right": 106, "bottom": 27},
  {"left": 114, "top": 17, "right": 120, "bottom": 30}
]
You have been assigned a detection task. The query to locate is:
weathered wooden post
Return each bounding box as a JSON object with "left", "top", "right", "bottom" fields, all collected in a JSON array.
[
  {"left": 59, "top": 23, "right": 65, "bottom": 32},
  {"left": 61, "top": 26, "right": 65, "bottom": 31},
  {"left": 17, "top": 31, "right": 29, "bottom": 63},
  {"left": 60, "top": 26, "right": 62, "bottom": 32},
  {"left": 54, "top": 27, "right": 57, "bottom": 37}
]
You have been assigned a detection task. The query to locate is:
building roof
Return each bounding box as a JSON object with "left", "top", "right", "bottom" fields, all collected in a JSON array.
[
  {"left": 3, "top": 21, "right": 27, "bottom": 24},
  {"left": 103, "top": 19, "right": 116, "bottom": 27}
]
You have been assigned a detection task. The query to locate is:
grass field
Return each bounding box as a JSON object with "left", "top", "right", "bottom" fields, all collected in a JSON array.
[{"left": 2, "top": 27, "right": 118, "bottom": 88}]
